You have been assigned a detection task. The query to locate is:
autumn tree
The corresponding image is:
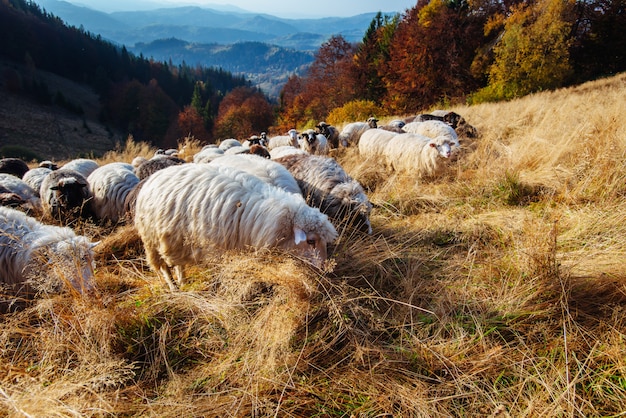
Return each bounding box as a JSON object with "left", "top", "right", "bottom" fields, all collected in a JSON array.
[
  {"left": 382, "top": 0, "right": 486, "bottom": 114},
  {"left": 276, "top": 35, "right": 358, "bottom": 129},
  {"left": 474, "top": 0, "right": 574, "bottom": 101},
  {"left": 213, "top": 86, "right": 274, "bottom": 140},
  {"left": 353, "top": 12, "right": 400, "bottom": 103}
]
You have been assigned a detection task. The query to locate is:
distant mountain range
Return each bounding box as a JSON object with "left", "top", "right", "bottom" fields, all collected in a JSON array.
[{"left": 34, "top": 0, "right": 386, "bottom": 97}]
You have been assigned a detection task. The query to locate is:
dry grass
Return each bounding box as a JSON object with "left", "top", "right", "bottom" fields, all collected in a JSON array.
[{"left": 2, "top": 73, "right": 626, "bottom": 417}]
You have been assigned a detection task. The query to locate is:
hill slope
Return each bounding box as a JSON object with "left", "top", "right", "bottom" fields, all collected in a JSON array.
[{"left": 0, "top": 73, "right": 624, "bottom": 415}]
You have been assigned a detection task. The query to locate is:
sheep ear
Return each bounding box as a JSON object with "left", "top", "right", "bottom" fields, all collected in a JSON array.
[{"left": 294, "top": 228, "right": 306, "bottom": 245}]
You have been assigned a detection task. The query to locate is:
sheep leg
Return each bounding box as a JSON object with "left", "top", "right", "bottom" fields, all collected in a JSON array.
[
  {"left": 174, "top": 265, "right": 185, "bottom": 287},
  {"left": 159, "top": 266, "right": 178, "bottom": 291}
]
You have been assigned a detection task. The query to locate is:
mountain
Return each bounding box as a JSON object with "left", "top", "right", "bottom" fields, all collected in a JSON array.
[
  {"left": 36, "top": 1, "right": 379, "bottom": 50},
  {"left": 33, "top": 0, "right": 383, "bottom": 96}
]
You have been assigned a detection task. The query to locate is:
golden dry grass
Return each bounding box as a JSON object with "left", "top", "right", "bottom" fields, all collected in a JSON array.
[{"left": 2, "top": 73, "right": 626, "bottom": 417}]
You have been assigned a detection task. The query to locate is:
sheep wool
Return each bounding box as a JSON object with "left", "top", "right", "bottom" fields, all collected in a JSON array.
[
  {"left": 87, "top": 162, "right": 139, "bottom": 223},
  {"left": 209, "top": 154, "right": 302, "bottom": 195},
  {"left": 0, "top": 206, "right": 97, "bottom": 311},
  {"left": 274, "top": 153, "right": 373, "bottom": 234},
  {"left": 383, "top": 133, "right": 454, "bottom": 177},
  {"left": 134, "top": 164, "right": 337, "bottom": 290}
]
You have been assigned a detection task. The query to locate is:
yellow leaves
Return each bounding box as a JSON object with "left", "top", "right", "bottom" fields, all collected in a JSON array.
[{"left": 417, "top": 0, "right": 445, "bottom": 28}]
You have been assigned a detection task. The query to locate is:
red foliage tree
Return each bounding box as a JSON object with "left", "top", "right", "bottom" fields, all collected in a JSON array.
[{"left": 213, "top": 86, "right": 274, "bottom": 140}]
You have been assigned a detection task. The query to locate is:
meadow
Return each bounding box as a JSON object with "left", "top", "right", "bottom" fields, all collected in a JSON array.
[{"left": 1, "top": 72, "right": 625, "bottom": 417}]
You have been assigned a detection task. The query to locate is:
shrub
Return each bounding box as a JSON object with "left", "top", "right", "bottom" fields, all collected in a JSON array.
[
  {"left": 326, "top": 100, "right": 383, "bottom": 125},
  {"left": 0, "top": 145, "right": 42, "bottom": 162}
]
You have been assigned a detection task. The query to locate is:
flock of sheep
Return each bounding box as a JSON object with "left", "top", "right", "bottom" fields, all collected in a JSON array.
[{"left": 0, "top": 110, "right": 476, "bottom": 311}]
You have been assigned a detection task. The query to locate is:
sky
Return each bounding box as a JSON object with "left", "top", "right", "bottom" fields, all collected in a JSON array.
[{"left": 68, "top": 0, "right": 417, "bottom": 18}]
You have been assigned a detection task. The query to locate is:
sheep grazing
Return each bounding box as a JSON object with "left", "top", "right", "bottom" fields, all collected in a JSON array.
[
  {"left": 39, "top": 168, "right": 93, "bottom": 222},
  {"left": 300, "top": 129, "right": 329, "bottom": 155},
  {"left": 316, "top": 122, "right": 340, "bottom": 149},
  {"left": 38, "top": 160, "right": 58, "bottom": 170},
  {"left": 247, "top": 144, "right": 271, "bottom": 159},
  {"left": 274, "top": 153, "right": 373, "bottom": 234},
  {"left": 358, "top": 129, "right": 399, "bottom": 159},
  {"left": 0, "top": 158, "right": 30, "bottom": 178},
  {"left": 0, "top": 184, "right": 26, "bottom": 208},
  {"left": 209, "top": 153, "right": 302, "bottom": 195},
  {"left": 134, "top": 164, "right": 337, "bottom": 290},
  {"left": 269, "top": 145, "right": 307, "bottom": 159},
  {"left": 382, "top": 133, "right": 455, "bottom": 177},
  {"left": 218, "top": 138, "right": 242, "bottom": 151},
  {"left": 22, "top": 167, "right": 53, "bottom": 194},
  {"left": 268, "top": 129, "right": 299, "bottom": 150},
  {"left": 87, "top": 162, "right": 140, "bottom": 224},
  {"left": 0, "top": 173, "right": 41, "bottom": 213},
  {"left": 194, "top": 146, "right": 225, "bottom": 163},
  {"left": 61, "top": 158, "right": 100, "bottom": 179},
  {"left": 408, "top": 111, "right": 463, "bottom": 129},
  {"left": 378, "top": 119, "right": 406, "bottom": 133},
  {"left": 0, "top": 206, "right": 98, "bottom": 311},
  {"left": 134, "top": 155, "right": 186, "bottom": 180},
  {"left": 425, "top": 110, "right": 478, "bottom": 139},
  {"left": 337, "top": 117, "right": 378, "bottom": 147},
  {"left": 402, "top": 120, "right": 460, "bottom": 149}
]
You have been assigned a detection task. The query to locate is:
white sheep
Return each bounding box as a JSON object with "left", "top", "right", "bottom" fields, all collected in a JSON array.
[
  {"left": 22, "top": 167, "right": 53, "bottom": 195},
  {"left": 0, "top": 173, "right": 41, "bottom": 212},
  {"left": 193, "top": 147, "right": 225, "bottom": 163},
  {"left": 209, "top": 154, "right": 302, "bottom": 195},
  {"left": 274, "top": 153, "right": 373, "bottom": 234},
  {"left": 382, "top": 133, "right": 454, "bottom": 177},
  {"left": 300, "top": 129, "right": 329, "bottom": 155},
  {"left": 218, "top": 138, "right": 243, "bottom": 151},
  {"left": 316, "top": 122, "right": 340, "bottom": 148},
  {"left": 358, "top": 129, "right": 399, "bottom": 160},
  {"left": 402, "top": 120, "right": 460, "bottom": 149},
  {"left": 269, "top": 145, "right": 307, "bottom": 159},
  {"left": 0, "top": 206, "right": 98, "bottom": 311},
  {"left": 61, "top": 158, "right": 100, "bottom": 179},
  {"left": 134, "top": 164, "right": 338, "bottom": 290},
  {"left": 428, "top": 110, "right": 478, "bottom": 138},
  {"left": 87, "top": 162, "right": 139, "bottom": 223},
  {"left": 337, "top": 117, "right": 378, "bottom": 147},
  {"left": 40, "top": 168, "right": 93, "bottom": 222},
  {"left": 267, "top": 129, "right": 299, "bottom": 150}
]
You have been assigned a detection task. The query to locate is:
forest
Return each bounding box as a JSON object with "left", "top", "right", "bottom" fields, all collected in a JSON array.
[{"left": 1, "top": 0, "right": 625, "bottom": 150}]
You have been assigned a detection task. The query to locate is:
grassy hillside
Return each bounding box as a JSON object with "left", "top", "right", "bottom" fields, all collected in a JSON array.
[{"left": 1, "top": 73, "right": 625, "bottom": 416}]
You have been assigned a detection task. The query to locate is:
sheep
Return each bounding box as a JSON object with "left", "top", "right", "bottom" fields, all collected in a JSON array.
[
  {"left": 337, "top": 117, "right": 378, "bottom": 147},
  {"left": 248, "top": 144, "right": 271, "bottom": 159},
  {"left": 87, "top": 162, "right": 139, "bottom": 224},
  {"left": 224, "top": 145, "right": 251, "bottom": 155},
  {"left": 274, "top": 153, "right": 373, "bottom": 234},
  {"left": 0, "top": 173, "right": 41, "bottom": 213},
  {"left": 242, "top": 134, "right": 267, "bottom": 148},
  {"left": 193, "top": 147, "right": 225, "bottom": 163},
  {"left": 0, "top": 206, "right": 98, "bottom": 311},
  {"left": 316, "top": 122, "right": 340, "bottom": 149},
  {"left": 22, "top": 167, "right": 53, "bottom": 194},
  {"left": 270, "top": 145, "right": 307, "bottom": 159},
  {"left": 218, "top": 138, "right": 242, "bottom": 151},
  {"left": 61, "top": 158, "right": 100, "bottom": 179},
  {"left": 0, "top": 184, "right": 27, "bottom": 208},
  {"left": 38, "top": 160, "right": 59, "bottom": 170},
  {"left": 209, "top": 154, "right": 302, "bottom": 195},
  {"left": 358, "top": 129, "right": 399, "bottom": 159},
  {"left": 268, "top": 129, "right": 299, "bottom": 150},
  {"left": 378, "top": 119, "right": 406, "bottom": 133},
  {"left": 300, "top": 129, "right": 329, "bottom": 155},
  {"left": 134, "top": 155, "right": 186, "bottom": 180},
  {"left": 427, "top": 110, "right": 478, "bottom": 138},
  {"left": 402, "top": 120, "right": 460, "bottom": 149},
  {"left": 408, "top": 111, "right": 462, "bottom": 128},
  {"left": 0, "top": 158, "right": 30, "bottom": 178},
  {"left": 134, "top": 164, "right": 338, "bottom": 290},
  {"left": 382, "top": 133, "right": 455, "bottom": 177},
  {"left": 39, "top": 168, "right": 93, "bottom": 222}
]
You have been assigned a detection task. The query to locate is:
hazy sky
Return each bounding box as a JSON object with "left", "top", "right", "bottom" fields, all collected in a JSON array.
[{"left": 68, "top": 0, "right": 417, "bottom": 18}]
